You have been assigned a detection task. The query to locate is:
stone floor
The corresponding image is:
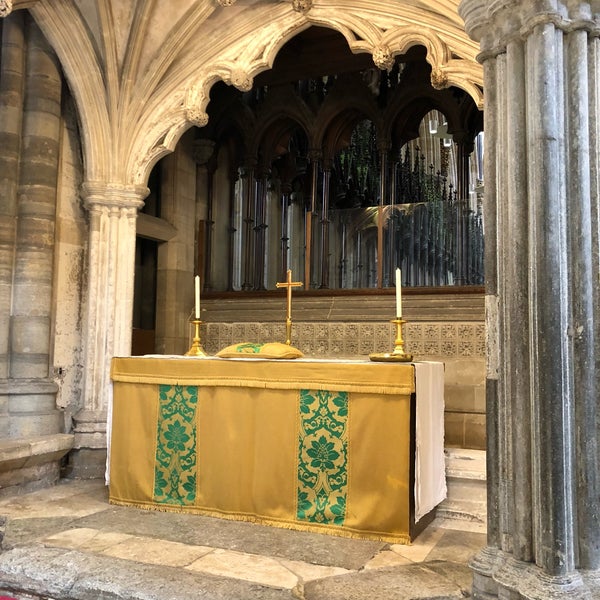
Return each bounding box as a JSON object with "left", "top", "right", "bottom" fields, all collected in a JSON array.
[{"left": 0, "top": 479, "right": 486, "bottom": 600}]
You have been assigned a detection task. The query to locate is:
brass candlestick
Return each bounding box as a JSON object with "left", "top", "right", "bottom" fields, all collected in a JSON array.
[
  {"left": 185, "top": 318, "right": 208, "bottom": 356},
  {"left": 369, "top": 318, "right": 413, "bottom": 362}
]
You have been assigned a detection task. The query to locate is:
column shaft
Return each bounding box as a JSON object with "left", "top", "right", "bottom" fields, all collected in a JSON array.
[
  {"left": 82, "top": 185, "right": 146, "bottom": 413},
  {"left": 482, "top": 54, "right": 501, "bottom": 550},
  {"left": 0, "top": 12, "right": 25, "bottom": 437},
  {"left": 10, "top": 18, "right": 61, "bottom": 380},
  {"left": 506, "top": 37, "right": 532, "bottom": 562},
  {"left": 566, "top": 25, "right": 599, "bottom": 570},
  {"left": 527, "top": 21, "right": 574, "bottom": 576},
  {"left": 8, "top": 17, "right": 62, "bottom": 438}
]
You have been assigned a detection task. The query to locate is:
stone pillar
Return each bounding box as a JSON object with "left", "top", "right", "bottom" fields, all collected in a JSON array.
[
  {"left": 319, "top": 159, "right": 332, "bottom": 289},
  {"left": 69, "top": 182, "right": 146, "bottom": 478},
  {"left": 0, "top": 12, "right": 25, "bottom": 438},
  {"left": 154, "top": 139, "right": 197, "bottom": 355},
  {"left": 8, "top": 17, "right": 62, "bottom": 438},
  {"left": 241, "top": 161, "right": 257, "bottom": 291},
  {"left": 459, "top": 0, "right": 600, "bottom": 597}
]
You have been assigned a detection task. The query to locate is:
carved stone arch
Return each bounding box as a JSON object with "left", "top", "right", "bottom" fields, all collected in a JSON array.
[
  {"left": 46, "top": 0, "right": 482, "bottom": 190},
  {"left": 311, "top": 77, "right": 380, "bottom": 155},
  {"left": 385, "top": 87, "right": 464, "bottom": 147},
  {"left": 125, "top": 1, "right": 481, "bottom": 187},
  {"left": 251, "top": 97, "right": 315, "bottom": 160},
  {"left": 198, "top": 83, "right": 257, "bottom": 150},
  {"left": 317, "top": 107, "right": 376, "bottom": 165}
]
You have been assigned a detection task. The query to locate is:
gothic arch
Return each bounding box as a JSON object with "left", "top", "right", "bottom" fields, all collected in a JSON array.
[{"left": 17, "top": 0, "right": 482, "bottom": 191}]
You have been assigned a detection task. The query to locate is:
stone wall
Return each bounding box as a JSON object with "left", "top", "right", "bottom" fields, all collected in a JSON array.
[{"left": 201, "top": 291, "right": 486, "bottom": 450}]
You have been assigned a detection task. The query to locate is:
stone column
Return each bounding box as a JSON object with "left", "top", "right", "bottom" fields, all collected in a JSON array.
[
  {"left": 70, "top": 182, "right": 146, "bottom": 478},
  {"left": 319, "top": 159, "right": 332, "bottom": 289},
  {"left": 9, "top": 17, "right": 62, "bottom": 438},
  {"left": 459, "top": 0, "right": 600, "bottom": 597},
  {"left": 241, "top": 161, "right": 256, "bottom": 291},
  {"left": 0, "top": 12, "right": 25, "bottom": 438}
]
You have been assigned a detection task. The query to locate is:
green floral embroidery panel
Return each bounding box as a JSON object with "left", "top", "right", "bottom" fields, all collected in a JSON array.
[
  {"left": 297, "top": 389, "right": 348, "bottom": 526},
  {"left": 154, "top": 385, "right": 197, "bottom": 506},
  {"left": 234, "top": 342, "right": 264, "bottom": 353}
]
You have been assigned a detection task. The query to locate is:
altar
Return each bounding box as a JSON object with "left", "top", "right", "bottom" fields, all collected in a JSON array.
[{"left": 108, "top": 356, "right": 446, "bottom": 543}]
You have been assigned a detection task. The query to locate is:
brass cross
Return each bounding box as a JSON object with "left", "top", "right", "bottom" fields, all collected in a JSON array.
[{"left": 276, "top": 269, "right": 303, "bottom": 320}]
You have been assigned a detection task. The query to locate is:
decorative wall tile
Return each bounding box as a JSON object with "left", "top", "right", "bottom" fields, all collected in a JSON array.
[
  {"left": 272, "top": 323, "right": 286, "bottom": 340},
  {"left": 374, "top": 323, "right": 390, "bottom": 344},
  {"left": 458, "top": 340, "right": 474, "bottom": 357},
  {"left": 424, "top": 324, "right": 440, "bottom": 339},
  {"left": 244, "top": 323, "right": 260, "bottom": 340},
  {"left": 441, "top": 324, "right": 456, "bottom": 339},
  {"left": 344, "top": 340, "right": 359, "bottom": 356},
  {"left": 315, "top": 340, "right": 329, "bottom": 355},
  {"left": 441, "top": 341, "right": 457, "bottom": 356},
  {"left": 406, "top": 340, "right": 424, "bottom": 356},
  {"left": 344, "top": 324, "right": 359, "bottom": 339},
  {"left": 330, "top": 325, "right": 345, "bottom": 341},
  {"left": 299, "top": 323, "right": 315, "bottom": 339},
  {"left": 330, "top": 340, "right": 344, "bottom": 355},
  {"left": 258, "top": 323, "right": 273, "bottom": 339},
  {"left": 359, "top": 339, "right": 374, "bottom": 355},
  {"left": 424, "top": 341, "right": 440, "bottom": 355},
  {"left": 205, "top": 320, "right": 485, "bottom": 360},
  {"left": 301, "top": 340, "right": 315, "bottom": 355},
  {"left": 315, "top": 323, "right": 328, "bottom": 339},
  {"left": 232, "top": 323, "right": 245, "bottom": 341},
  {"left": 405, "top": 323, "right": 422, "bottom": 340},
  {"left": 458, "top": 324, "right": 475, "bottom": 340},
  {"left": 359, "top": 324, "right": 374, "bottom": 340}
]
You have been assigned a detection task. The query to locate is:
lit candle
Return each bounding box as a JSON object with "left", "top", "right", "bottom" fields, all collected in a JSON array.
[
  {"left": 395, "top": 268, "right": 402, "bottom": 318},
  {"left": 194, "top": 275, "right": 201, "bottom": 319}
]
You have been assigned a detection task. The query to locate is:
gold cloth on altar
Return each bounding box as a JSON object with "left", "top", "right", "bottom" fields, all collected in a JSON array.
[{"left": 109, "top": 357, "right": 428, "bottom": 544}]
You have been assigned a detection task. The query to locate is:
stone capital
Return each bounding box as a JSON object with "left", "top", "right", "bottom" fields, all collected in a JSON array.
[
  {"left": 81, "top": 181, "right": 149, "bottom": 212},
  {"left": 460, "top": 0, "right": 599, "bottom": 53},
  {"left": 192, "top": 139, "right": 216, "bottom": 166}
]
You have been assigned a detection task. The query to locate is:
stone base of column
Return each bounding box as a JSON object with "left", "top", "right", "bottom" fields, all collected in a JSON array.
[
  {"left": 0, "top": 433, "right": 74, "bottom": 498},
  {"left": 471, "top": 547, "right": 599, "bottom": 599},
  {"left": 2, "top": 379, "right": 63, "bottom": 438},
  {"left": 63, "top": 409, "right": 107, "bottom": 479}
]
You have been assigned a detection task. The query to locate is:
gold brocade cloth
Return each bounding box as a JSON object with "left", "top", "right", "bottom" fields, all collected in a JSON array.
[{"left": 109, "top": 357, "right": 416, "bottom": 543}]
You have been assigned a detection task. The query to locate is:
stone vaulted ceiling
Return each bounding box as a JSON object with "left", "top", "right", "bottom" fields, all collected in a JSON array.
[{"left": 9, "top": 0, "right": 483, "bottom": 186}]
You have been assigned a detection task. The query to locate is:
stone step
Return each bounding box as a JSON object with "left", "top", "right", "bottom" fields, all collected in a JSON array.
[{"left": 438, "top": 448, "right": 487, "bottom": 526}]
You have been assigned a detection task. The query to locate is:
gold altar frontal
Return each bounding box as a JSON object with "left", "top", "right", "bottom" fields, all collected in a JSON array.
[{"left": 109, "top": 357, "right": 442, "bottom": 544}]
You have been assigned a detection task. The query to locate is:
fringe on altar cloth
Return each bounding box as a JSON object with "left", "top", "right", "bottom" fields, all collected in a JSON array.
[{"left": 107, "top": 497, "right": 413, "bottom": 545}]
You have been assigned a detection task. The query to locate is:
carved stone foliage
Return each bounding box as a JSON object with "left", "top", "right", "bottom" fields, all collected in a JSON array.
[
  {"left": 184, "top": 85, "right": 209, "bottom": 127},
  {"left": 0, "top": 0, "right": 12, "bottom": 18},
  {"left": 372, "top": 45, "right": 394, "bottom": 71},
  {"left": 292, "top": 0, "right": 313, "bottom": 13},
  {"left": 216, "top": 0, "right": 237, "bottom": 6},
  {"left": 230, "top": 68, "right": 253, "bottom": 92},
  {"left": 430, "top": 67, "right": 449, "bottom": 90}
]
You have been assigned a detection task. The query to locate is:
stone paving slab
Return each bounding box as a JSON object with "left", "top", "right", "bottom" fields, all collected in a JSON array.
[
  {"left": 303, "top": 562, "right": 473, "bottom": 600},
  {"left": 72, "top": 506, "right": 385, "bottom": 570},
  {"left": 0, "top": 546, "right": 297, "bottom": 600},
  {"left": 0, "top": 480, "right": 487, "bottom": 600}
]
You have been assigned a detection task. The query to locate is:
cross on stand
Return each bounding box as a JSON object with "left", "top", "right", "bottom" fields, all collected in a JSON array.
[{"left": 276, "top": 269, "right": 303, "bottom": 345}]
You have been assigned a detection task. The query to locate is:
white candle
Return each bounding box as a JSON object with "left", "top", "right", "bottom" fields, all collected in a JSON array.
[
  {"left": 395, "top": 268, "right": 402, "bottom": 318},
  {"left": 194, "top": 275, "right": 201, "bottom": 319}
]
